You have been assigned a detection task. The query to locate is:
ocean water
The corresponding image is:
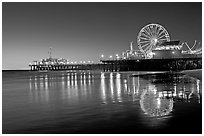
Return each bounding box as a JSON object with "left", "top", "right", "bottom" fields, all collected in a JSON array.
[{"left": 2, "top": 70, "right": 202, "bottom": 134}]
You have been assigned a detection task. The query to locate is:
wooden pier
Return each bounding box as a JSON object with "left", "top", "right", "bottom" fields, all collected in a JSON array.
[
  {"left": 29, "top": 57, "right": 201, "bottom": 72},
  {"left": 101, "top": 57, "right": 202, "bottom": 71},
  {"left": 29, "top": 63, "right": 103, "bottom": 71}
]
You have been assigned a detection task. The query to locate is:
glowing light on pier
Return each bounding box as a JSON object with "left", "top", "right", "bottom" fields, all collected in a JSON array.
[{"left": 116, "top": 54, "right": 120, "bottom": 59}]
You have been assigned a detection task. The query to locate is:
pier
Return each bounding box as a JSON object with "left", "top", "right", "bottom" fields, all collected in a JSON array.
[
  {"left": 29, "top": 63, "right": 103, "bottom": 71},
  {"left": 101, "top": 57, "right": 202, "bottom": 71},
  {"left": 29, "top": 56, "right": 201, "bottom": 72},
  {"left": 29, "top": 23, "right": 202, "bottom": 72}
]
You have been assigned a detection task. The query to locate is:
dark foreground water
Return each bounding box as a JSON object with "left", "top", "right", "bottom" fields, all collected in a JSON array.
[{"left": 2, "top": 70, "right": 202, "bottom": 134}]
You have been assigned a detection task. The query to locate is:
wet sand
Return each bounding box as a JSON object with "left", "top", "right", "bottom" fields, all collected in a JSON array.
[{"left": 181, "top": 69, "right": 202, "bottom": 80}]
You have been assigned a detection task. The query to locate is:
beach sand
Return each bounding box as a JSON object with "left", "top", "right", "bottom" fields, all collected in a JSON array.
[{"left": 180, "top": 69, "right": 202, "bottom": 80}]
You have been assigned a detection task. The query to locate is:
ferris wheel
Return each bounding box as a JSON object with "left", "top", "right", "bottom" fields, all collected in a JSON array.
[{"left": 137, "top": 23, "right": 170, "bottom": 56}]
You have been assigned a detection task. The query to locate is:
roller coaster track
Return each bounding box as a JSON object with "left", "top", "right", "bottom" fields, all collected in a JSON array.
[{"left": 182, "top": 40, "right": 202, "bottom": 54}]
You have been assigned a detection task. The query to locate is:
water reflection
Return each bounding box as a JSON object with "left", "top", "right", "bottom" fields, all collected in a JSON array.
[
  {"left": 29, "top": 71, "right": 201, "bottom": 113},
  {"left": 27, "top": 71, "right": 202, "bottom": 132},
  {"left": 100, "top": 72, "right": 106, "bottom": 103},
  {"left": 110, "top": 72, "right": 115, "bottom": 103},
  {"left": 116, "top": 73, "right": 122, "bottom": 102},
  {"left": 29, "top": 72, "right": 95, "bottom": 103},
  {"left": 139, "top": 84, "right": 174, "bottom": 117},
  {"left": 126, "top": 73, "right": 202, "bottom": 118}
]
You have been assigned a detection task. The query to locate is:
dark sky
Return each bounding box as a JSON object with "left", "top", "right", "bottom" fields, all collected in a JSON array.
[{"left": 2, "top": 2, "right": 202, "bottom": 70}]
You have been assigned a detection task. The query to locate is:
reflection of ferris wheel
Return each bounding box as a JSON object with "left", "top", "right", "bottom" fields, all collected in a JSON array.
[
  {"left": 137, "top": 23, "right": 170, "bottom": 55},
  {"left": 140, "top": 87, "right": 173, "bottom": 117}
]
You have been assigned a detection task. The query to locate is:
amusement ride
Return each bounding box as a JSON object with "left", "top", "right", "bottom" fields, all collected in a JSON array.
[{"left": 135, "top": 23, "right": 202, "bottom": 59}]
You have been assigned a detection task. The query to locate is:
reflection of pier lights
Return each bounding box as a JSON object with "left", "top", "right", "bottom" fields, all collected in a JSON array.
[
  {"left": 74, "top": 73, "right": 78, "bottom": 88},
  {"left": 197, "top": 80, "right": 201, "bottom": 103},
  {"left": 34, "top": 76, "right": 37, "bottom": 90},
  {"left": 110, "top": 72, "right": 115, "bottom": 102},
  {"left": 44, "top": 75, "right": 49, "bottom": 102},
  {"left": 45, "top": 74, "right": 48, "bottom": 91},
  {"left": 173, "top": 83, "right": 177, "bottom": 97},
  {"left": 80, "top": 73, "right": 83, "bottom": 85},
  {"left": 100, "top": 72, "right": 107, "bottom": 103},
  {"left": 136, "top": 75, "right": 140, "bottom": 95},
  {"left": 67, "top": 73, "right": 70, "bottom": 87},
  {"left": 71, "top": 73, "right": 74, "bottom": 86},
  {"left": 83, "top": 73, "right": 86, "bottom": 86},
  {"left": 61, "top": 74, "right": 65, "bottom": 90},
  {"left": 124, "top": 79, "right": 128, "bottom": 93},
  {"left": 29, "top": 74, "right": 50, "bottom": 103},
  {"left": 88, "top": 73, "right": 91, "bottom": 85},
  {"left": 130, "top": 76, "right": 140, "bottom": 101},
  {"left": 188, "top": 79, "right": 201, "bottom": 103},
  {"left": 116, "top": 73, "right": 122, "bottom": 102},
  {"left": 133, "top": 77, "right": 136, "bottom": 95},
  {"left": 29, "top": 76, "right": 32, "bottom": 90}
]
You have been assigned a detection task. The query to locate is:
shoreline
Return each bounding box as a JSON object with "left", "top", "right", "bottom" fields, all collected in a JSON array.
[{"left": 180, "top": 69, "right": 202, "bottom": 80}]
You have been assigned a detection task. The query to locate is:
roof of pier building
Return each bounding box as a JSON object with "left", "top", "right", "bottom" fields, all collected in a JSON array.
[{"left": 154, "top": 40, "right": 182, "bottom": 51}]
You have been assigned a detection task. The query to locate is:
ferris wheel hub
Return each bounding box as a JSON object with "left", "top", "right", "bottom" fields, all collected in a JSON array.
[{"left": 151, "top": 38, "right": 158, "bottom": 45}]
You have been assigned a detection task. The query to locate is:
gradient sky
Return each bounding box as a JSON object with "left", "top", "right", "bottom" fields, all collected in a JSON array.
[{"left": 2, "top": 2, "right": 202, "bottom": 70}]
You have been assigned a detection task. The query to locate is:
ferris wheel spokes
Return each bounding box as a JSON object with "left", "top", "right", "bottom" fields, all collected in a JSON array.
[
  {"left": 139, "top": 41, "right": 150, "bottom": 44},
  {"left": 158, "top": 34, "right": 166, "bottom": 39},
  {"left": 144, "top": 45, "right": 152, "bottom": 52},
  {"left": 139, "top": 36, "right": 149, "bottom": 40},
  {"left": 147, "top": 27, "right": 153, "bottom": 36},
  {"left": 143, "top": 29, "right": 152, "bottom": 38},
  {"left": 141, "top": 43, "right": 150, "bottom": 48},
  {"left": 157, "top": 29, "right": 165, "bottom": 38}
]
